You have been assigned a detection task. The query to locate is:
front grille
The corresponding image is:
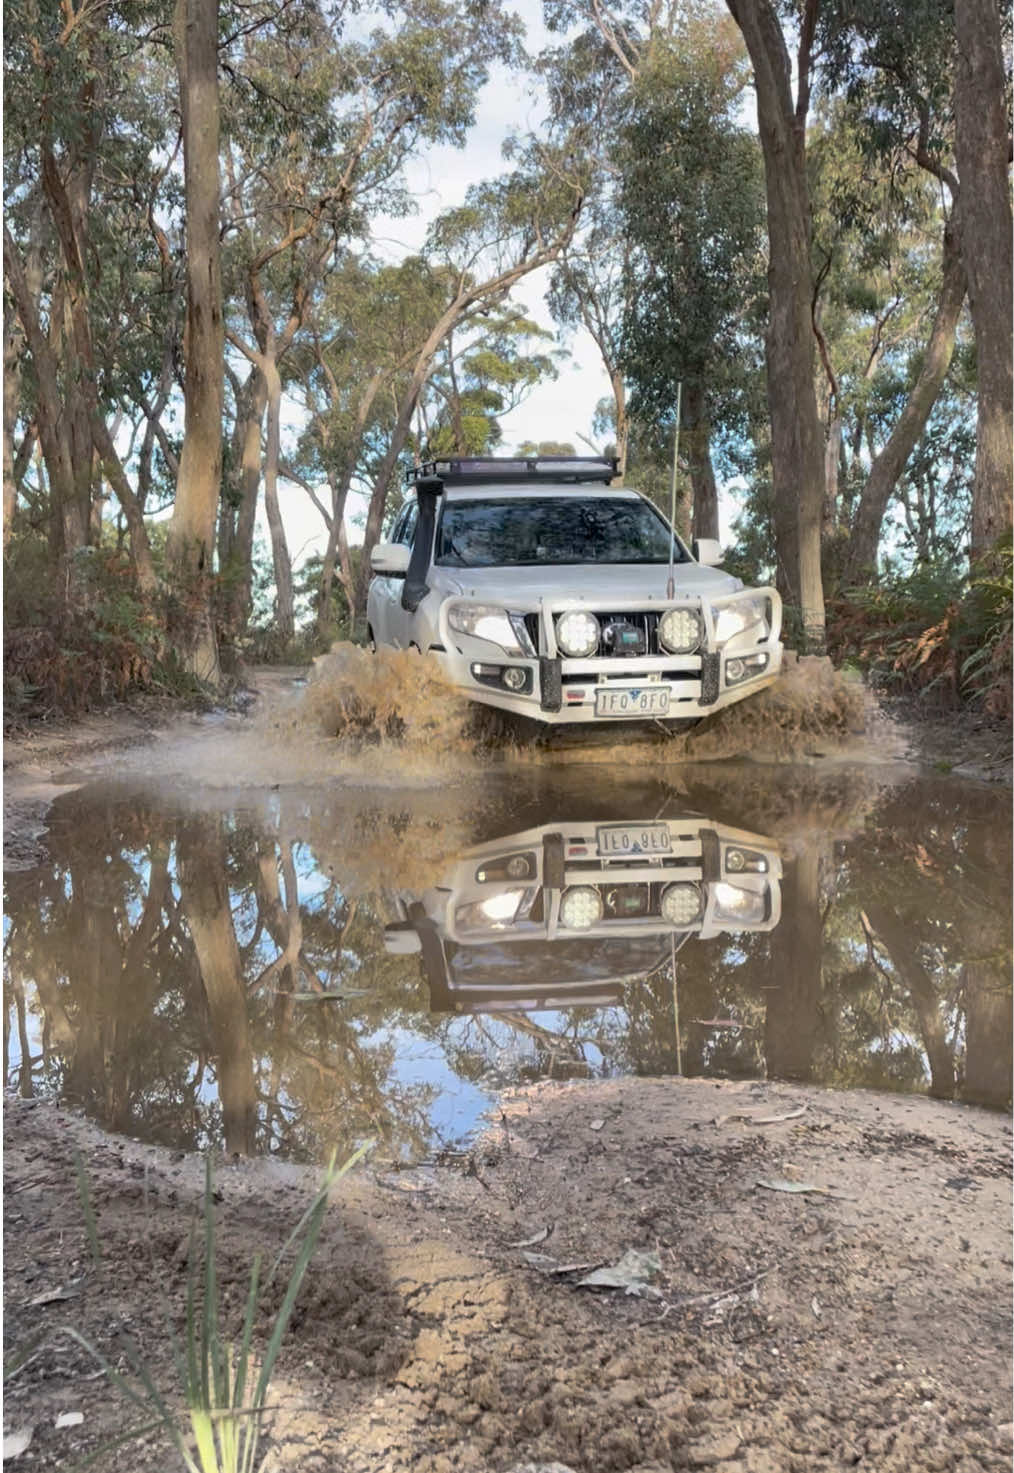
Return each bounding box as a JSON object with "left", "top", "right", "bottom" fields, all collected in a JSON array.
[{"left": 525, "top": 611, "right": 666, "bottom": 657}]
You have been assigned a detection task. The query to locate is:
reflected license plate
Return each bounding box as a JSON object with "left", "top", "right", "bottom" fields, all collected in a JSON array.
[
  {"left": 594, "top": 686, "right": 670, "bottom": 718},
  {"left": 596, "top": 823, "right": 672, "bottom": 857}
]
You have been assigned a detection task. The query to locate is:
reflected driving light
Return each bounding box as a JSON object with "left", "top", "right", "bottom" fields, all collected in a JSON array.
[
  {"left": 713, "top": 881, "right": 766, "bottom": 924},
  {"left": 658, "top": 608, "right": 702, "bottom": 654},
  {"left": 660, "top": 882, "right": 703, "bottom": 926},
  {"left": 556, "top": 610, "right": 600, "bottom": 657},
  {"left": 725, "top": 847, "right": 768, "bottom": 874},
  {"left": 559, "top": 884, "right": 604, "bottom": 929}
]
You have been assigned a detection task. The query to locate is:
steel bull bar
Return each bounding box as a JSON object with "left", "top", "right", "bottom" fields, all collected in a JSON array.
[{"left": 534, "top": 589, "right": 781, "bottom": 714}]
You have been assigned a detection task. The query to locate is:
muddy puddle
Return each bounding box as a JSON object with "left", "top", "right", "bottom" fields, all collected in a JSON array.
[{"left": 5, "top": 755, "right": 1010, "bottom": 1167}]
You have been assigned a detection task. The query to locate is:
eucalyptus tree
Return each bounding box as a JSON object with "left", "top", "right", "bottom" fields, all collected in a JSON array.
[
  {"left": 952, "top": 0, "right": 1012, "bottom": 562},
  {"left": 3, "top": 0, "right": 173, "bottom": 591},
  {"left": 417, "top": 304, "right": 560, "bottom": 458},
  {"left": 353, "top": 149, "right": 586, "bottom": 611},
  {"left": 216, "top": 0, "right": 525, "bottom": 640},
  {"left": 616, "top": 38, "right": 767, "bottom": 540}
]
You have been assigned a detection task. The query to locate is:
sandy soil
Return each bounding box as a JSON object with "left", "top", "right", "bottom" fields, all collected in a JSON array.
[{"left": 4, "top": 1081, "right": 1011, "bottom": 1472}]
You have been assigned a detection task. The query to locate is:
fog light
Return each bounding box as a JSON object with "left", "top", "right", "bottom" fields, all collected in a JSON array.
[
  {"left": 502, "top": 666, "right": 527, "bottom": 692},
  {"left": 726, "top": 657, "right": 745, "bottom": 682},
  {"left": 559, "top": 885, "right": 604, "bottom": 929},
  {"left": 660, "top": 882, "right": 703, "bottom": 926}
]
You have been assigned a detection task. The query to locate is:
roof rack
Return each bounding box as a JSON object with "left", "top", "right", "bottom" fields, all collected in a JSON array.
[{"left": 405, "top": 455, "right": 619, "bottom": 487}]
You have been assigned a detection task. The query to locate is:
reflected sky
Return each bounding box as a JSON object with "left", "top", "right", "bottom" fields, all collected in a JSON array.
[{"left": 4, "top": 765, "right": 1010, "bottom": 1165}]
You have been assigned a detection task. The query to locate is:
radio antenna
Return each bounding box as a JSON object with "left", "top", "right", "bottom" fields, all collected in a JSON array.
[{"left": 666, "top": 380, "right": 683, "bottom": 599}]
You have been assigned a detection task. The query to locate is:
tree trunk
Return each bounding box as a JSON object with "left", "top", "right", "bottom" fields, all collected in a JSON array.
[
  {"left": 177, "top": 820, "right": 257, "bottom": 1156},
  {"left": 765, "top": 849, "right": 823, "bottom": 1082},
  {"left": 262, "top": 354, "right": 294, "bottom": 640},
  {"left": 167, "top": 0, "right": 224, "bottom": 685},
  {"left": 356, "top": 367, "right": 428, "bottom": 613},
  {"left": 725, "top": 0, "right": 826, "bottom": 648},
  {"left": 865, "top": 901, "right": 956, "bottom": 1100},
  {"left": 317, "top": 368, "right": 385, "bottom": 636},
  {"left": 845, "top": 220, "right": 966, "bottom": 584},
  {"left": 611, "top": 370, "right": 629, "bottom": 481},
  {"left": 3, "top": 315, "right": 21, "bottom": 549},
  {"left": 953, "top": 0, "right": 1013, "bottom": 561},
  {"left": 683, "top": 382, "right": 719, "bottom": 540},
  {"left": 219, "top": 365, "right": 268, "bottom": 645}
]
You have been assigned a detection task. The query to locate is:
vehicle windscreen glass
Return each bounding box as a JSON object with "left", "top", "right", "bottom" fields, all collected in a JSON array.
[{"left": 434, "top": 498, "right": 685, "bottom": 567}]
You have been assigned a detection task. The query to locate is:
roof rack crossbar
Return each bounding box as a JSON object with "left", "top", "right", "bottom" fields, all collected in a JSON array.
[{"left": 405, "top": 455, "right": 618, "bottom": 487}]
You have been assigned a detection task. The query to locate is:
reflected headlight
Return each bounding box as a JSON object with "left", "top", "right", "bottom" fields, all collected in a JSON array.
[
  {"left": 556, "top": 610, "right": 600, "bottom": 657},
  {"left": 559, "top": 884, "right": 604, "bottom": 929},
  {"left": 712, "top": 881, "right": 767, "bottom": 924},
  {"left": 454, "top": 888, "right": 529, "bottom": 933},
  {"left": 724, "top": 846, "right": 769, "bottom": 875},
  {"left": 660, "top": 882, "right": 704, "bottom": 926},
  {"left": 447, "top": 603, "right": 531, "bottom": 656},
  {"left": 713, "top": 597, "right": 768, "bottom": 645}
]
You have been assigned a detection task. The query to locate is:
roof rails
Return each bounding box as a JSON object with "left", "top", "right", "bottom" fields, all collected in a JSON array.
[{"left": 405, "top": 455, "right": 619, "bottom": 487}]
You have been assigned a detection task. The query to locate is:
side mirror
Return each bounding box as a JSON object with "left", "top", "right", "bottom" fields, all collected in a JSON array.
[
  {"left": 692, "top": 538, "right": 723, "bottom": 566},
  {"left": 370, "top": 542, "right": 411, "bottom": 576}
]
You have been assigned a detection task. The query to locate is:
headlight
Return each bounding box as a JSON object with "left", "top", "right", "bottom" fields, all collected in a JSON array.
[
  {"left": 712, "top": 881, "right": 767, "bottom": 924},
  {"left": 559, "top": 885, "right": 604, "bottom": 929},
  {"left": 660, "top": 882, "right": 703, "bottom": 926},
  {"left": 447, "top": 603, "right": 527, "bottom": 655},
  {"left": 556, "top": 610, "right": 600, "bottom": 657},
  {"left": 658, "top": 608, "right": 702, "bottom": 654},
  {"left": 713, "top": 597, "right": 768, "bottom": 645}
]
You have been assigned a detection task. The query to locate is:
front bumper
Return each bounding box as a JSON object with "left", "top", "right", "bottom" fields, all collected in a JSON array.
[{"left": 434, "top": 588, "right": 782, "bottom": 725}]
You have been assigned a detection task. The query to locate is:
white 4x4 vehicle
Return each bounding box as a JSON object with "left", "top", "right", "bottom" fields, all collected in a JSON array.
[{"left": 367, "top": 456, "right": 782, "bottom": 726}]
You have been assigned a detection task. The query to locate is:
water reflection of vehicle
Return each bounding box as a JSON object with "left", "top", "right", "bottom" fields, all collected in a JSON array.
[{"left": 385, "top": 816, "right": 782, "bottom": 1013}]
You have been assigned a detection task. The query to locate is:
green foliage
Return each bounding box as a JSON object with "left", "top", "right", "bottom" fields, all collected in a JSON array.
[
  {"left": 63, "top": 1147, "right": 371, "bottom": 1473},
  {"left": 827, "top": 541, "right": 1012, "bottom": 713}
]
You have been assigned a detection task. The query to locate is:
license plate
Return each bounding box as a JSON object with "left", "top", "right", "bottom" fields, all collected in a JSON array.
[
  {"left": 596, "top": 823, "right": 672, "bottom": 857},
  {"left": 594, "top": 686, "right": 670, "bottom": 718}
]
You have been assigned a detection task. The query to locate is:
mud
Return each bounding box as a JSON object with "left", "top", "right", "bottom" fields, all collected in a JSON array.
[
  {"left": 3, "top": 661, "right": 1011, "bottom": 1472},
  {"left": 4, "top": 1082, "right": 1010, "bottom": 1472}
]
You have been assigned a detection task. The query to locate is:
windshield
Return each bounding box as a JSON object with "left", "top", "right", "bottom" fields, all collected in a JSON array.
[
  {"left": 446, "top": 936, "right": 669, "bottom": 989},
  {"left": 434, "top": 497, "right": 686, "bottom": 567}
]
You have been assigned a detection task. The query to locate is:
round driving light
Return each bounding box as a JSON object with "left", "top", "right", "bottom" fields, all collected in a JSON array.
[
  {"left": 658, "top": 608, "right": 702, "bottom": 653},
  {"left": 725, "top": 657, "right": 745, "bottom": 682},
  {"left": 559, "top": 884, "right": 604, "bottom": 929},
  {"left": 506, "top": 854, "right": 531, "bottom": 878},
  {"left": 556, "top": 610, "right": 600, "bottom": 657},
  {"left": 725, "top": 847, "right": 747, "bottom": 873},
  {"left": 502, "top": 667, "right": 527, "bottom": 691},
  {"left": 660, "top": 882, "right": 703, "bottom": 926}
]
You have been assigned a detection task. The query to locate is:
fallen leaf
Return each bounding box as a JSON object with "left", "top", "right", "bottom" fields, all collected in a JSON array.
[
  {"left": 55, "top": 1412, "right": 84, "bottom": 1430},
  {"left": 589, "top": 1119, "right": 605, "bottom": 1132},
  {"left": 755, "top": 1178, "right": 851, "bottom": 1200},
  {"left": 753, "top": 1106, "right": 808, "bottom": 1125},
  {"left": 3, "top": 1427, "right": 34, "bottom": 1459},
  {"left": 509, "top": 1225, "right": 551, "bottom": 1248},
  {"left": 522, "top": 1252, "right": 559, "bottom": 1273},
  {"left": 716, "top": 1105, "right": 807, "bottom": 1127},
  {"left": 577, "top": 1249, "right": 662, "bottom": 1299},
  {"left": 811, "top": 1297, "right": 822, "bottom": 1319},
  {"left": 27, "top": 1287, "right": 79, "bottom": 1308}
]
